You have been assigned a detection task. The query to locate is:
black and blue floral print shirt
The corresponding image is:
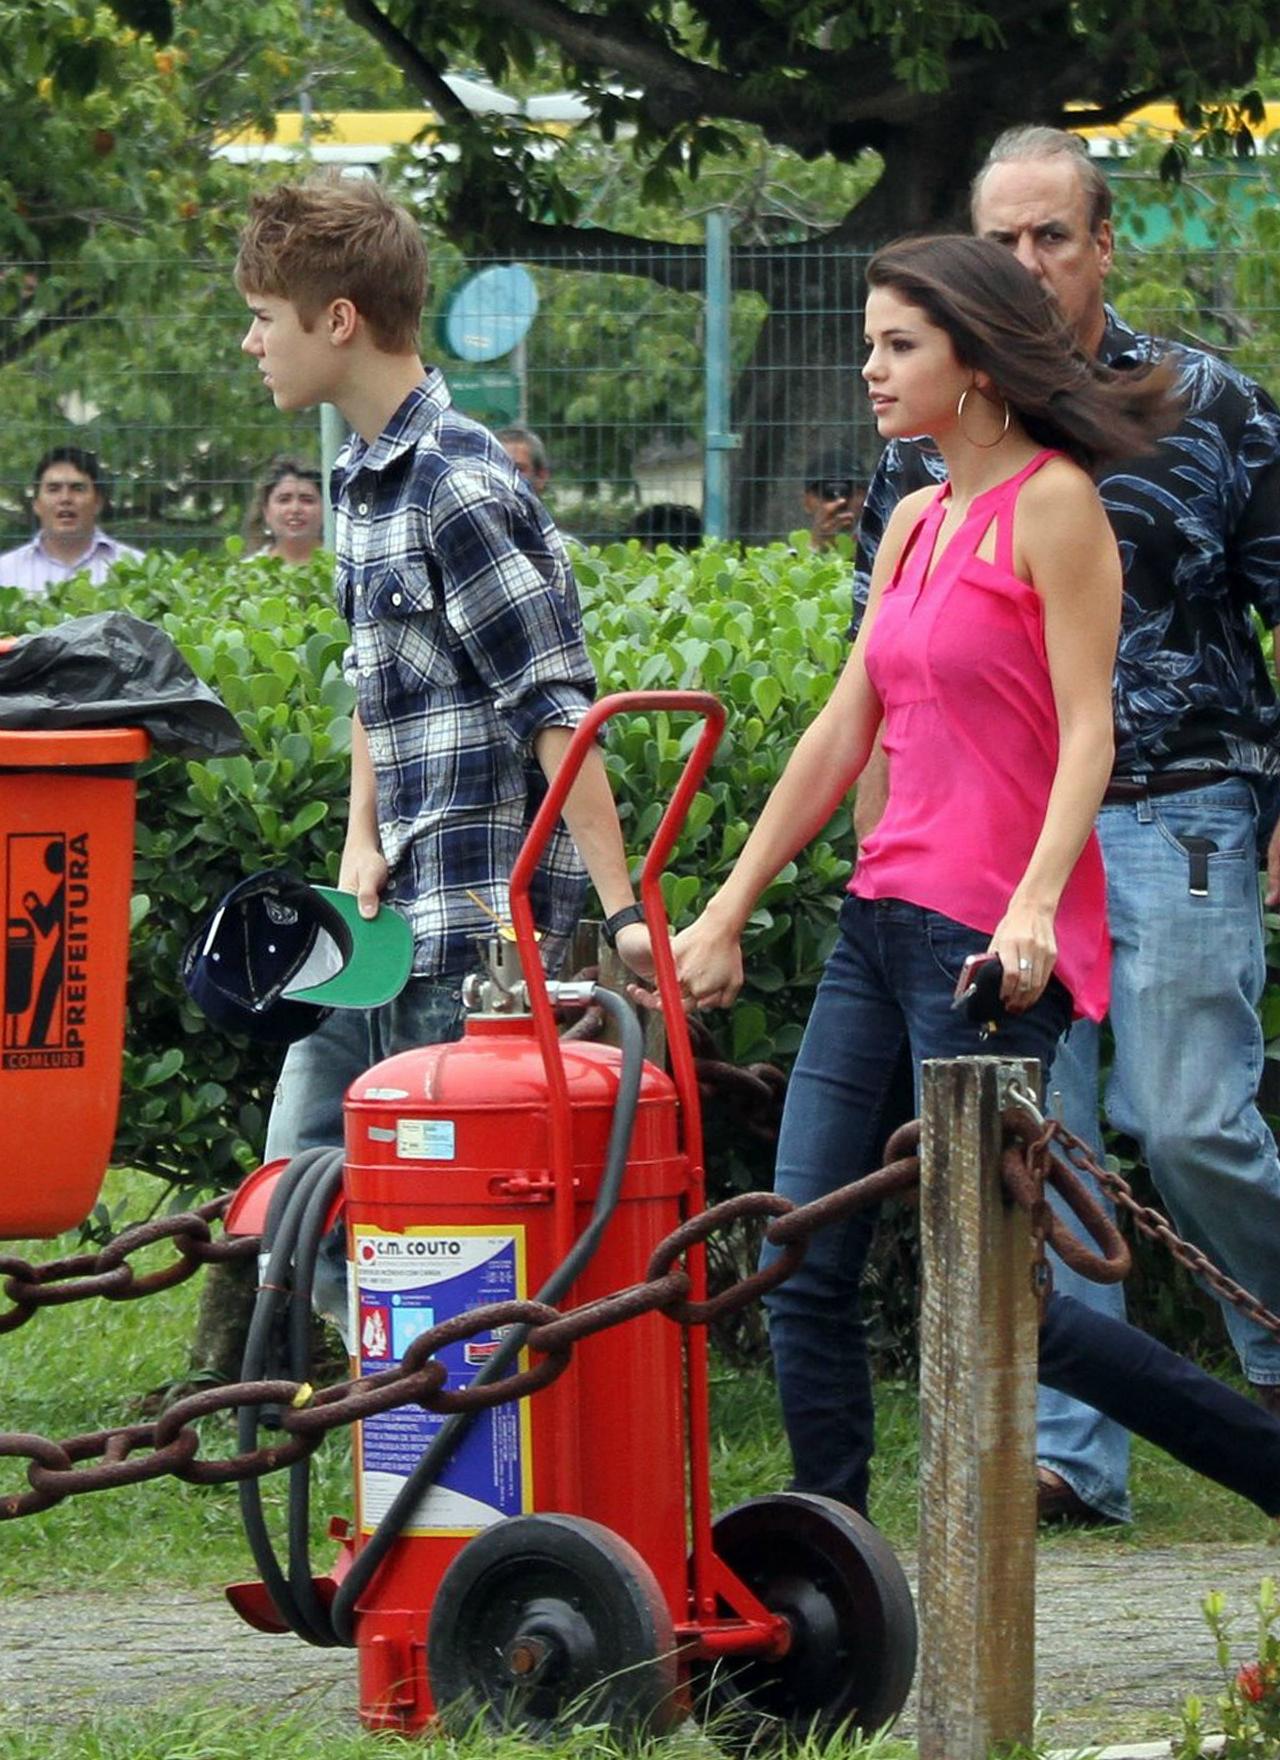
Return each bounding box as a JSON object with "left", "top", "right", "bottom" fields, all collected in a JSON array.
[{"left": 853, "top": 307, "right": 1280, "bottom": 779}]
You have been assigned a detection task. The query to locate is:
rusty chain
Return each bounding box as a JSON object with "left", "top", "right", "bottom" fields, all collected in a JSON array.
[
  {"left": 0, "top": 1197, "right": 257, "bottom": 1336},
  {"left": 4, "top": 1097, "right": 1279, "bottom": 1519},
  {"left": 1041, "top": 1113, "right": 1280, "bottom": 1345}
]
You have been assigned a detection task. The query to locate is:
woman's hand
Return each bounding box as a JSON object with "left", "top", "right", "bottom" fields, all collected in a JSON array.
[
  {"left": 672, "top": 911, "right": 745, "bottom": 1010},
  {"left": 988, "top": 898, "right": 1057, "bottom": 1013}
]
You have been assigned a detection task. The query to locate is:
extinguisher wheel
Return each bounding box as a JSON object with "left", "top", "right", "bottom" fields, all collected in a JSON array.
[
  {"left": 427, "top": 1512, "right": 681, "bottom": 1738},
  {"left": 693, "top": 1491, "right": 917, "bottom": 1745}
]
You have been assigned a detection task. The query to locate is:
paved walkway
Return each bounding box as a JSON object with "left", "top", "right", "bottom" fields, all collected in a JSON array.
[{"left": 0, "top": 1542, "right": 1273, "bottom": 1752}]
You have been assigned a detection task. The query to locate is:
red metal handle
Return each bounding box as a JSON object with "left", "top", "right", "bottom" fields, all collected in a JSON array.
[{"left": 507, "top": 689, "right": 725, "bottom": 1210}]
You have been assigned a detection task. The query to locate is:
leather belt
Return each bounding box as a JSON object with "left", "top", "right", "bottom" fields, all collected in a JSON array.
[{"left": 1101, "top": 769, "right": 1234, "bottom": 805}]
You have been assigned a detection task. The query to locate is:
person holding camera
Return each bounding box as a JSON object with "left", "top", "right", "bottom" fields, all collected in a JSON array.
[{"left": 801, "top": 448, "right": 866, "bottom": 551}]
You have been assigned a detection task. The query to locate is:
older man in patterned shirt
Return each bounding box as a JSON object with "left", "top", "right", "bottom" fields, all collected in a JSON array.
[{"left": 836, "top": 126, "right": 1280, "bottom": 1529}]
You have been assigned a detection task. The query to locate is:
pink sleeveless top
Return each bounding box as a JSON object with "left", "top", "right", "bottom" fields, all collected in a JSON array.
[{"left": 851, "top": 449, "right": 1109, "bottom": 1021}]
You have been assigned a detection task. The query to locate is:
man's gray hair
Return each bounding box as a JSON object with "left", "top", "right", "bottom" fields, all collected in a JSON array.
[
  {"left": 497, "top": 425, "right": 549, "bottom": 474},
  {"left": 971, "top": 126, "right": 1113, "bottom": 235}
]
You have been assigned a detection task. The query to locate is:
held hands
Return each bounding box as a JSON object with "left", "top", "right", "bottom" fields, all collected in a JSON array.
[
  {"left": 626, "top": 910, "right": 744, "bottom": 1014},
  {"left": 987, "top": 897, "right": 1057, "bottom": 1014},
  {"left": 671, "top": 910, "right": 744, "bottom": 1011}
]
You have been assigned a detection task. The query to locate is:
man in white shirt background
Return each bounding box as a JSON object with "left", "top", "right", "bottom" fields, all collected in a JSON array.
[{"left": 0, "top": 447, "right": 142, "bottom": 596}]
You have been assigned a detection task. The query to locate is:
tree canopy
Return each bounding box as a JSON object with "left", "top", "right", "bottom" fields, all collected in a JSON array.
[{"left": 334, "top": 0, "right": 1271, "bottom": 251}]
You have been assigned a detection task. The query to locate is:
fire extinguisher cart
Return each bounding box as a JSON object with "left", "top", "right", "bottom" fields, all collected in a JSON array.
[{"left": 226, "top": 692, "right": 916, "bottom": 1744}]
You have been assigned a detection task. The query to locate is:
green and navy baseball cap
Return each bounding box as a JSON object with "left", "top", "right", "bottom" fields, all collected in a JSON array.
[{"left": 182, "top": 870, "right": 413, "bottom": 1043}]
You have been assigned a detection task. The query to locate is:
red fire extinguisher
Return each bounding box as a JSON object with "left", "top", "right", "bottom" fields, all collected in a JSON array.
[{"left": 226, "top": 692, "right": 916, "bottom": 1743}]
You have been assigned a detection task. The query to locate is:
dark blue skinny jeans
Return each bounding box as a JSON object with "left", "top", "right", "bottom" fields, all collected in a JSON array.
[{"left": 761, "top": 894, "right": 1280, "bottom": 1519}]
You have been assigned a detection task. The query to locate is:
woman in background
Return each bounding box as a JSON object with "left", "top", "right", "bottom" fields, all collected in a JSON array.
[{"left": 242, "top": 455, "right": 325, "bottom": 564}]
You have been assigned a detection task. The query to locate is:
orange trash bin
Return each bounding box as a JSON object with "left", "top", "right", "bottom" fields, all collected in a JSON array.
[{"left": 0, "top": 726, "right": 150, "bottom": 1238}]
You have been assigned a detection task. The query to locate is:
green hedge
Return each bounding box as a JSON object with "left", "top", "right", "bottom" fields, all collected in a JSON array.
[
  {"left": 0, "top": 536, "right": 855, "bottom": 1204},
  {"left": 4, "top": 537, "right": 1267, "bottom": 1368}
]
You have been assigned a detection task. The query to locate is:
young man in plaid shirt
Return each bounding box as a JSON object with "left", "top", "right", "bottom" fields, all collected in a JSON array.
[{"left": 236, "top": 176, "right": 651, "bottom": 1158}]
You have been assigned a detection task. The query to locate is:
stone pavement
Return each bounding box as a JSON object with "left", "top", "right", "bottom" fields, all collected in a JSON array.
[{"left": 0, "top": 1541, "right": 1274, "bottom": 1752}]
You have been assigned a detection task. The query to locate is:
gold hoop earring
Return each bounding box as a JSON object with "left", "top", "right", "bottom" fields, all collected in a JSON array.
[{"left": 957, "top": 386, "right": 1011, "bottom": 448}]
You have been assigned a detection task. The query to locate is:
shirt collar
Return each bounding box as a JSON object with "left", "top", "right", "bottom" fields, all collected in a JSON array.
[
  {"left": 33, "top": 528, "right": 114, "bottom": 568},
  {"left": 1098, "top": 304, "right": 1155, "bottom": 369},
  {"left": 343, "top": 371, "right": 452, "bottom": 478}
]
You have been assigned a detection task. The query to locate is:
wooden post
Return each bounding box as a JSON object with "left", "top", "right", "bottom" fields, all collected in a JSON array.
[
  {"left": 917, "top": 1054, "right": 1040, "bottom": 1760},
  {"left": 576, "top": 920, "right": 666, "bottom": 1063}
]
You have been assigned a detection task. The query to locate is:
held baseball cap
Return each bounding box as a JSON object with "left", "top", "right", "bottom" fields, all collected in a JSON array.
[{"left": 181, "top": 870, "right": 413, "bottom": 1043}]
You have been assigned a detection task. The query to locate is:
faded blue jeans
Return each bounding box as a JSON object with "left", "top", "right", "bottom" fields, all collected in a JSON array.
[
  {"left": 263, "top": 979, "right": 470, "bottom": 1335},
  {"left": 264, "top": 978, "right": 469, "bottom": 1160},
  {"left": 761, "top": 894, "right": 1073, "bottom": 1515},
  {"left": 1038, "top": 778, "right": 1280, "bottom": 1521}
]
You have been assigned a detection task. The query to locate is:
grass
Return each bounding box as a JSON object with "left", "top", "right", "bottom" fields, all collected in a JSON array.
[{"left": 0, "top": 1708, "right": 926, "bottom": 1760}]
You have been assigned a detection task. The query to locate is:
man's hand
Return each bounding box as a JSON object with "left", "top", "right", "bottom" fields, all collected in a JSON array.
[
  {"left": 810, "top": 495, "right": 856, "bottom": 551},
  {"left": 613, "top": 919, "right": 656, "bottom": 982},
  {"left": 339, "top": 841, "right": 389, "bottom": 919}
]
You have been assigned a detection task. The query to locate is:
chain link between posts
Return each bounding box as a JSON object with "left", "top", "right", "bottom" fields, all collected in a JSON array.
[{"left": 2, "top": 1099, "right": 1277, "bottom": 1522}]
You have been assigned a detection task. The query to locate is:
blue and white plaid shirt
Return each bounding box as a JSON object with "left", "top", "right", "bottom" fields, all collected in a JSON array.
[{"left": 335, "top": 372, "right": 593, "bottom": 977}]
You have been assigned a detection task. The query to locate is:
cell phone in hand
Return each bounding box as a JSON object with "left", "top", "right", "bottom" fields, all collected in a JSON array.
[{"left": 951, "top": 953, "right": 1006, "bottom": 1031}]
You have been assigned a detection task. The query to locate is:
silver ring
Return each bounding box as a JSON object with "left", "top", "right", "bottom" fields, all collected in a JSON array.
[{"left": 1018, "top": 958, "right": 1032, "bottom": 972}]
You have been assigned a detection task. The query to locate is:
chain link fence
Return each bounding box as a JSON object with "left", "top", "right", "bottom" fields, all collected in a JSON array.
[{"left": 2, "top": 221, "right": 1277, "bottom": 556}]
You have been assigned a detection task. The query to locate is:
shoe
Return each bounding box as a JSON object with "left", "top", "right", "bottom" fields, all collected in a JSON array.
[
  {"left": 1250, "top": 1382, "right": 1280, "bottom": 1420},
  {"left": 1036, "top": 1466, "right": 1113, "bottom": 1527}
]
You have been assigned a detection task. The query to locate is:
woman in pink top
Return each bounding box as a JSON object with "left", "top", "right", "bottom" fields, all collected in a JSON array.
[{"left": 663, "top": 238, "right": 1280, "bottom": 1528}]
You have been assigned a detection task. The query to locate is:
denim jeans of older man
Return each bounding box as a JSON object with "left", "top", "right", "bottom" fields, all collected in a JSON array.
[
  {"left": 760, "top": 893, "right": 1074, "bottom": 1517},
  {"left": 1037, "top": 777, "right": 1280, "bottom": 1523}
]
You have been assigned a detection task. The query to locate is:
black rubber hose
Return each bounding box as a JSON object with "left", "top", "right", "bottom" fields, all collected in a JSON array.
[
  {"left": 327, "top": 986, "right": 646, "bottom": 1645},
  {"left": 235, "top": 1146, "right": 344, "bottom": 1646},
  {"left": 284, "top": 1158, "right": 347, "bottom": 1644}
]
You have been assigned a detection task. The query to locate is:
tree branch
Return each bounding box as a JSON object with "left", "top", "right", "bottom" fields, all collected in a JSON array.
[
  {"left": 339, "top": 0, "right": 471, "bottom": 125},
  {"left": 0, "top": 287, "right": 105, "bottom": 369}
]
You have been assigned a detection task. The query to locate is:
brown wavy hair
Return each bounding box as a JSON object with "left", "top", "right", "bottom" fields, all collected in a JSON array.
[{"left": 865, "top": 234, "right": 1179, "bottom": 470}]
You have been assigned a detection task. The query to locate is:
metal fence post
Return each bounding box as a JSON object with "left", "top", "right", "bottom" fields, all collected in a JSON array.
[
  {"left": 917, "top": 1054, "right": 1040, "bottom": 1760},
  {"left": 702, "top": 211, "right": 738, "bottom": 541},
  {"left": 319, "top": 402, "right": 346, "bottom": 550}
]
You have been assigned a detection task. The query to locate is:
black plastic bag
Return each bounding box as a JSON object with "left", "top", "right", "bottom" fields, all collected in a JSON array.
[{"left": 0, "top": 611, "right": 243, "bottom": 757}]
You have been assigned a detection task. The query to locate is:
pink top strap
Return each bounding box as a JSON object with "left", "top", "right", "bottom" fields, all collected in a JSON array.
[{"left": 988, "top": 449, "right": 1058, "bottom": 573}]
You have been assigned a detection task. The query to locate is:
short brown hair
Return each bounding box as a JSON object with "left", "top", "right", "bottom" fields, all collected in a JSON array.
[
  {"left": 971, "top": 126, "right": 1113, "bottom": 236},
  {"left": 235, "top": 174, "right": 427, "bottom": 353}
]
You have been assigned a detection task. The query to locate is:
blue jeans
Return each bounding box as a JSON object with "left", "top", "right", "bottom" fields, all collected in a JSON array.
[
  {"left": 1039, "top": 778, "right": 1280, "bottom": 1518},
  {"left": 264, "top": 978, "right": 469, "bottom": 1159},
  {"left": 762, "top": 895, "right": 1073, "bottom": 1515},
  {"left": 264, "top": 979, "right": 470, "bottom": 1338}
]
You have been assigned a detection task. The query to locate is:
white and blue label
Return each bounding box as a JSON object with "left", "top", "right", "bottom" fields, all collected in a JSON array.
[{"left": 352, "top": 1226, "right": 531, "bottom": 1536}]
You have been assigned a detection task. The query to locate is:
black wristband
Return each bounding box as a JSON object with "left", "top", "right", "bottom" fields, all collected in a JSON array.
[{"left": 602, "top": 903, "right": 645, "bottom": 949}]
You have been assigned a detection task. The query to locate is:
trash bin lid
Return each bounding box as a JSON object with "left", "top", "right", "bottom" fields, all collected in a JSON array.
[{"left": 0, "top": 727, "right": 150, "bottom": 768}]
